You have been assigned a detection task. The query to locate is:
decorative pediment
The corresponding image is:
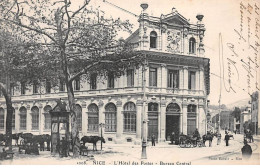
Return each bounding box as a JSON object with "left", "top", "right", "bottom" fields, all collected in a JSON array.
[{"left": 162, "top": 14, "right": 189, "bottom": 26}]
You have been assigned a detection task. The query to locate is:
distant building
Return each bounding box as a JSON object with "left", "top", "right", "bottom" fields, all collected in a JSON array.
[
  {"left": 240, "top": 106, "right": 251, "bottom": 134},
  {"left": 220, "top": 111, "right": 234, "bottom": 131},
  {"left": 251, "top": 91, "right": 259, "bottom": 135}
]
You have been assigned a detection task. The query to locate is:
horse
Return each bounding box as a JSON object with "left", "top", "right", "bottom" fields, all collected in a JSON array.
[
  {"left": 12, "top": 133, "right": 22, "bottom": 146},
  {"left": 0, "top": 134, "right": 7, "bottom": 145},
  {"left": 202, "top": 132, "right": 217, "bottom": 147},
  {"left": 81, "top": 136, "right": 106, "bottom": 151}
]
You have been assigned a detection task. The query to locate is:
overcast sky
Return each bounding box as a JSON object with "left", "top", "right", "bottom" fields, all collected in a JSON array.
[{"left": 78, "top": 0, "right": 259, "bottom": 105}]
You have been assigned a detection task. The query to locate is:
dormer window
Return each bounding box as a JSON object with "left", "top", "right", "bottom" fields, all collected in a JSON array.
[
  {"left": 189, "top": 37, "right": 196, "bottom": 54},
  {"left": 150, "top": 31, "right": 157, "bottom": 48}
]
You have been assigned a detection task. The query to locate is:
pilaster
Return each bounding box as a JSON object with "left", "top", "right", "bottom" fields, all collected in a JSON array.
[
  {"left": 116, "top": 100, "right": 123, "bottom": 139},
  {"left": 160, "top": 99, "right": 166, "bottom": 141},
  {"left": 182, "top": 101, "right": 188, "bottom": 135},
  {"left": 136, "top": 99, "right": 143, "bottom": 139}
]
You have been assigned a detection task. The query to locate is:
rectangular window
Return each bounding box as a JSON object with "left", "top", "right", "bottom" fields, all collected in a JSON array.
[
  {"left": 12, "top": 112, "right": 15, "bottom": 130},
  {"left": 10, "top": 83, "right": 15, "bottom": 96},
  {"left": 107, "top": 73, "right": 114, "bottom": 89},
  {"left": 168, "top": 70, "right": 179, "bottom": 88},
  {"left": 105, "top": 112, "right": 117, "bottom": 132},
  {"left": 59, "top": 79, "right": 65, "bottom": 92},
  {"left": 32, "top": 114, "right": 39, "bottom": 130},
  {"left": 20, "top": 114, "right": 26, "bottom": 130},
  {"left": 74, "top": 77, "right": 80, "bottom": 91},
  {"left": 90, "top": 74, "right": 97, "bottom": 90},
  {"left": 33, "top": 81, "right": 39, "bottom": 94},
  {"left": 88, "top": 113, "right": 99, "bottom": 132},
  {"left": 46, "top": 79, "right": 51, "bottom": 93},
  {"left": 127, "top": 69, "right": 134, "bottom": 87},
  {"left": 21, "top": 82, "right": 26, "bottom": 95},
  {"left": 149, "top": 68, "right": 157, "bottom": 87},
  {"left": 0, "top": 112, "right": 4, "bottom": 129},
  {"left": 44, "top": 114, "right": 51, "bottom": 130},
  {"left": 123, "top": 112, "right": 136, "bottom": 132},
  {"left": 188, "top": 71, "right": 196, "bottom": 90}
]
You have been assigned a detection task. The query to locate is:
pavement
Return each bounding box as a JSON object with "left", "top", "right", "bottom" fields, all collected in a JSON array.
[{"left": 0, "top": 132, "right": 259, "bottom": 165}]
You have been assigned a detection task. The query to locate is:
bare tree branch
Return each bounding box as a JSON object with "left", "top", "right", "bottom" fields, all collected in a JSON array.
[{"left": 1, "top": 18, "right": 58, "bottom": 45}]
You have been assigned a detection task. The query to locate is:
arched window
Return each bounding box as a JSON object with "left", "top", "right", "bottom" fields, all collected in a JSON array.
[
  {"left": 44, "top": 105, "right": 52, "bottom": 130},
  {"left": 19, "top": 107, "right": 27, "bottom": 130},
  {"left": 123, "top": 102, "right": 136, "bottom": 132},
  {"left": 12, "top": 107, "right": 15, "bottom": 130},
  {"left": 150, "top": 31, "right": 157, "bottom": 48},
  {"left": 166, "top": 103, "right": 180, "bottom": 113},
  {"left": 189, "top": 37, "right": 196, "bottom": 54},
  {"left": 0, "top": 108, "right": 4, "bottom": 129},
  {"left": 31, "top": 106, "right": 39, "bottom": 130},
  {"left": 187, "top": 104, "right": 197, "bottom": 135},
  {"left": 75, "top": 104, "right": 82, "bottom": 131},
  {"left": 105, "top": 103, "right": 117, "bottom": 132},
  {"left": 88, "top": 104, "right": 99, "bottom": 132}
]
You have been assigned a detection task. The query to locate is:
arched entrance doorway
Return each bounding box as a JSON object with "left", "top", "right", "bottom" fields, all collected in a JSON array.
[
  {"left": 148, "top": 102, "right": 158, "bottom": 141},
  {"left": 166, "top": 103, "right": 180, "bottom": 141}
]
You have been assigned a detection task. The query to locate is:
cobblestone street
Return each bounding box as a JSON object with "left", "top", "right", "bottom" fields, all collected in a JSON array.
[{"left": 1, "top": 132, "right": 259, "bottom": 165}]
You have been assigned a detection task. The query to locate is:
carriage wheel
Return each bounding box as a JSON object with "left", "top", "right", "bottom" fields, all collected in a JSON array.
[{"left": 193, "top": 143, "right": 197, "bottom": 147}]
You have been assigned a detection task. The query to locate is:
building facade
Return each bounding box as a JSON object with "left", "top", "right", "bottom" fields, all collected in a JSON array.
[
  {"left": 0, "top": 7, "right": 210, "bottom": 144},
  {"left": 240, "top": 106, "right": 252, "bottom": 134},
  {"left": 251, "top": 91, "right": 259, "bottom": 135}
]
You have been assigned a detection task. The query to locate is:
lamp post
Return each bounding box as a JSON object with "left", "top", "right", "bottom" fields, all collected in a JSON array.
[
  {"left": 140, "top": 2, "right": 148, "bottom": 160},
  {"left": 99, "top": 123, "right": 105, "bottom": 150}
]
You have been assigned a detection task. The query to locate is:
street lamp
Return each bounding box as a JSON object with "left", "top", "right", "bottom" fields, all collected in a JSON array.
[
  {"left": 206, "top": 112, "right": 211, "bottom": 132},
  {"left": 99, "top": 123, "right": 105, "bottom": 150}
]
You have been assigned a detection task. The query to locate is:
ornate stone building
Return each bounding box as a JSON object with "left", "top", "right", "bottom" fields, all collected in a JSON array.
[{"left": 0, "top": 7, "right": 210, "bottom": 144}]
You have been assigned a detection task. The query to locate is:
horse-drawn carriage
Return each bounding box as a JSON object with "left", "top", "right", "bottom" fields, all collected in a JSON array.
[{"left": 178, "top": 134, "right": 204, "bottom": 148}]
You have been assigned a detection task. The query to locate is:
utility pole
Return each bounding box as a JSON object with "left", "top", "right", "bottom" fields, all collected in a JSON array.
[
  {"left": 141, "top": 55, "right": 147, "bottom": 159},
  {"left": 140, "top": 2, "right": 148, "bottom": 160}
]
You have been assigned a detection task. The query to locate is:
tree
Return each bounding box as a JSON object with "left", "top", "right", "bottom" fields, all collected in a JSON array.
[
  {"left": 0, "top": 0, "right": 143, "bottom": 156},
  {"left": 0, "top": 27, "right": 42, "bottom": 148}
]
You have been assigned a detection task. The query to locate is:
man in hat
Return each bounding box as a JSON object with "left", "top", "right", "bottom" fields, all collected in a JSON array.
[{"left": 241, "top": 139, "right": 252, "bottom": 159}]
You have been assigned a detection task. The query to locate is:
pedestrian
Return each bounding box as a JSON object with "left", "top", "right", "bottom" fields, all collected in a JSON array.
[
  {"left": 151, "top": 134, "right": 156, "bottom": 146},
  {"left": 217, "top": 132, "right": 221, "bottom": 145},
  {"left": 170, "top": 132, "right": 175, "bottom": 144},
  {"left": 249, "top": 130, "right": 254, "bottom": 143},
  {"left": 241, "top": 140, "right": 252, "bottom": 159},
  {"left": 224, "top": 133, "right": 230, "bottom": 146}
]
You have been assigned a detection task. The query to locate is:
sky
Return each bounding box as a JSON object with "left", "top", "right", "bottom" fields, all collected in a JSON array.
[{"left": 73, "top": 0, "right": 260, "bottom": 105}]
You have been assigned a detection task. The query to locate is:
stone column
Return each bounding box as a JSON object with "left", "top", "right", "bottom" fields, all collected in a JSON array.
[
  {"left": 199, "top": 66, "right": 204, "bottom": 92},
  {"left": 183, "top": 66, "right": 189, "bottom": 90},
  {"left": 81, "top": 101, "right": 87, "bottom": 135},
  {"left": 179, "top": 113, "right": 183, "bottom": 134},
  {"left": 39, "top": 104, "right": 43, "bottom": 135},
  {"left": 199, "top": 103, "right": 206, "bottom": 135},
  {"left": 179, "top": 69, "right": 184, "bottom": 90},
  {"left": 116, "top": 100, "right": 123, "bottom": 140},
  {"left": 196, "top": 104, "right": 199, "bottom": 131},
  {"left": 136, "top": 99, "right": 143, "bottom": 139},
  {"left": 160, "top": 99, "right": 166, "bottom": 141},
  {"left": 26, "top": 105, "right": 31, "bottom": 133},
  {"left": 98, "top": 100, "right": 104, "bottom": 137},
  {"left": 161, "top": 64, "right": 167, "bottom": 89},
  {"left": 15, "top": 106, "right": 19, "bottom": 133},
  {"left": 182, "top": 101, "right": 188, "bottom": 135}
]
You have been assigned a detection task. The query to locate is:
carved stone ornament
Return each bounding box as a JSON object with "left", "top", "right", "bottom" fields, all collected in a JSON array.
[
  {"left": 116, "top": 100, "right": 122, "bottom": 106},
  {"left": 166, "top": 30, "right": 181, "bottom": 53},
  {"left": 98, "top": 100, "right": 104, "bottom": 107}
]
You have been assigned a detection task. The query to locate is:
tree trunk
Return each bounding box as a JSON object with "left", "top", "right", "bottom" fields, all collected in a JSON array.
[
  {"left": 66, "top": 81, "right": 80, "bottom": 157},
  {"left": 0, "top": 83, "right": 13, "bottom": 149}
]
